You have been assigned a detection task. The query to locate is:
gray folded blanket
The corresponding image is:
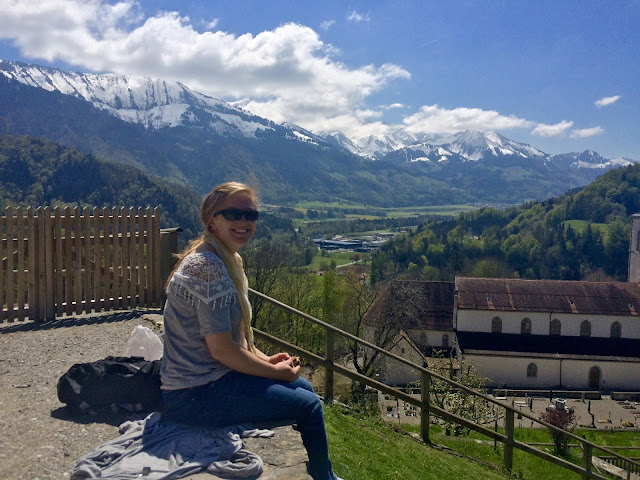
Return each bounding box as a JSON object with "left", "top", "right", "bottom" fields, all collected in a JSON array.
[{"left": 71, "top": 412, "right": 274, "bottom": 479}]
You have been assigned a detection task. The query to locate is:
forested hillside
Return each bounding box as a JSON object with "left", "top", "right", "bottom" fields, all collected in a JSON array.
[
  {"left": 371, "top": 163, "right": 640, "bottom": 283},
  {"left": 0, "top": 134, "right": 300, "bottom": 243},
  {"left": 0, "top": 135, "right": 202, "bottom": 238}
]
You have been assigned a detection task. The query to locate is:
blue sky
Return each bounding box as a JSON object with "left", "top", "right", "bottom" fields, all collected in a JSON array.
[{"left": 0, "top": 0, "right": 638, "bottom": 159}]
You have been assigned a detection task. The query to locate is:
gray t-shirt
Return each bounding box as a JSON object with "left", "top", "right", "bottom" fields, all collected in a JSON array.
[{"left": 160, "top": 251, "right": 243, "bottom": 390}]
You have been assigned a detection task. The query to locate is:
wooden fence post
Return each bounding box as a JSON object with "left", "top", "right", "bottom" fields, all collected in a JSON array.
[
  {"left": 160, "top": 227, "right": 182, "bottom": 304},
  {"left": 504, "top": 407, "right": 515, "bottom": 472},
  {"left": 324, "top": 328, "right": 335, "bottom": 404},
  {"left": 420, "top": 369, "right": 431, "bottom": 444},
  {"left": 6, "top": 207, "right": 15, "bottom": 322},
  {"left": 0, "top": 208, "right": 6, "bottom": 322}
]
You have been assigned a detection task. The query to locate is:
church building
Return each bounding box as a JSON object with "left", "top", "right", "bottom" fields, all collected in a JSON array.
[{"left": 365, "top": 214, "right": 640, "bottom": 391}]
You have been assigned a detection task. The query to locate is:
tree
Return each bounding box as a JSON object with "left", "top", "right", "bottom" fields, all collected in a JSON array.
[
  {"left": 429, "top": 352, "right": 494, "bottom": 436},
  {"left": 243, "top": 237, "right": 291, "bottom": 326},
  {"left": 337, "top": 271, "right": 380, "bottom": 382},
  {"left": 539, "top": 406, "right": 578, "bottom": 455}
]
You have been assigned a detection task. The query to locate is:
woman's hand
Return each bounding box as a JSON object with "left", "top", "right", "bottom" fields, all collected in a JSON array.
[
  {"left": 267, "top": 352, "right": 291, "bottom": 365},
  {"left": 205, "top": 333, "right": 300, "bottom": 382},
  {"left": 272, "top": 357, "right": 301, "bottom": 382}
]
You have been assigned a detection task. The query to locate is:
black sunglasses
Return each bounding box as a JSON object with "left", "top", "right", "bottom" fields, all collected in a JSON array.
[{"left": 214, "top": 208, "right": 259, "bottom": 222}]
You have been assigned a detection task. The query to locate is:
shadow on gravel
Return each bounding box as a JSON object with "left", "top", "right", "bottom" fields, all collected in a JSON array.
[
  {"left": 51, "top": 405, "right": 152, "bottom": 427},
  {"left": 0, "top": 309, "right": 162, "bottom": 334}
]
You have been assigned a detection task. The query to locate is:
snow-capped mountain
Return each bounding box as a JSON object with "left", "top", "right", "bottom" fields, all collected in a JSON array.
[
  {"left": 550, "top": 150, "right": 637, "bottom": 170},
  {"left": 0, "top": 59, "right": 322, "bottom": 144},
  {"left": 2, "top": 60, "right": 635, "bottom": 171},
  {"left": 1, "top": 59, "right": 638, "bottom": 207}
]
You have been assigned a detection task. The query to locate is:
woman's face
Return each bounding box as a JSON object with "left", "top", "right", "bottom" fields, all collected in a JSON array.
[{"left": 207, "top": 191, "right": 258, "bottom": 253}]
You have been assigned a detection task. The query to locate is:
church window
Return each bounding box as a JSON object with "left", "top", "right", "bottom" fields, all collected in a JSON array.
[
  {"left": 580, "top": 320, "right": 591, "bottom": 337},
  {"left": 491, "top": 316, "right": 502, "bottom": 333},
  {"left": 527, "top": 363, "right": 538, "bottom": 378},
  {"left": 610, "top": 321, "right": 622, "bottom": 338},
  {"left": 550, "top": 319, "right": 561, "bottom": 336},
  {"left": 521, "top": 317, "right": 532, "bottom": 334}
]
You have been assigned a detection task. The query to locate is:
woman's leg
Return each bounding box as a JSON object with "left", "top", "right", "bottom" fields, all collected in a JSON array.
[{"left": 162, "top": 373, "right": 334, "bottom": 480}]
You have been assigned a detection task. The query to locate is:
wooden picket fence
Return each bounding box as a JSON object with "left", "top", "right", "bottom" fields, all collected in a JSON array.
[{"left": 0, "top": 206, "right": 163, "bottom": 322}]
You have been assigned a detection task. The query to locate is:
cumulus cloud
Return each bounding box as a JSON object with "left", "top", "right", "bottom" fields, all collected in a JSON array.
[
  {"left": 320, "top": 20, "right": 335, "bottom": 30},
  {"left": 595, "top": 95, "right": 620, "bottom": 107},
  {"left": 402, "top": 105, "right": 534, "bottom": 135},
  {"left": 385, "top": 103, "right": 405, "bottom": 110},
  {"left": 530, "top": 120, "right": 574, "bottom": 137},
  {"left": 570, "top": 127, "right": 604, "bottom": 138},
  {"left": 347, "top": 10, "right": 370, "bottom": 23},
  {"left": 203, "top": 18, "right": 219, "bottom": 30},
  {"left": 0, "top": 0, "right": 409, "bottom": 134}
]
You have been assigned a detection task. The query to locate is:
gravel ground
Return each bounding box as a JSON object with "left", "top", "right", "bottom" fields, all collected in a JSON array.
[{"left": 0, "top": 309, "right": 163, "bottom": 480}]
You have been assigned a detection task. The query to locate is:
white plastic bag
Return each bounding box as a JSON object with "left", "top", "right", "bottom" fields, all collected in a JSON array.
[{"left": 123, "top": 325, "right": 164, "bottom": 361}]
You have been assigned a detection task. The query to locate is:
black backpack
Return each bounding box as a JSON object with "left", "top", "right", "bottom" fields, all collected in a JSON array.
[{"left": 57, "top": 356, "right": 163, "bottom": 413}]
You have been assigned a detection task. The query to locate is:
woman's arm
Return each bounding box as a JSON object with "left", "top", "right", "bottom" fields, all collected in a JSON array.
[
  {"left": 204, "top": 332, "right": 299, "bottom": 382},
  {"left": 253, "top": 346, "right": 292, "bottom": 365}
]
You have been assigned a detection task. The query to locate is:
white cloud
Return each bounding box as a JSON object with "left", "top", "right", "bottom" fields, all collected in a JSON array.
[
  {"left": 385, "top": 103, "right": 405, "bottom": 110},
  {"left": 530, "top": 120, "right": 574, "bottom": 137},
  {"left": 0, "top": 0, "right": 409, "bottom": 135},
  {"left": 570, "top": 127, "right": 604, "bottom": 138},
  {"left": 402, "top": 105, "right": 534, "bottom": 135},
  {"left": 347, "top": 10, "right": 370, "bottom": 23},
  {"left": 320, "top": 20, "right": 335, "bottom": 30},
  {"left": 203, "top": 18, "right": 219, "bottom": 30},
  {"left": 595, "top": 95, "right": 620, "bottom": 107}
]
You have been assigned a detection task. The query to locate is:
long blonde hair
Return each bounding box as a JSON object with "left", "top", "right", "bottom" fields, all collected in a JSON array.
[{"left": 168, "top": 182, "right": 258, "bottom": 353}]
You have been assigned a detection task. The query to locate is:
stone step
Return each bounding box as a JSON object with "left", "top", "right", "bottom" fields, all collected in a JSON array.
[{"left": 185, "top": 424, "right": 312, "bottom": 479}]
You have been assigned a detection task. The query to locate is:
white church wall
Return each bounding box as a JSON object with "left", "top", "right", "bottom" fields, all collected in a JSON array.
[
  {"left": 457, "top": 309, "right": 640, "bottom": 339},
  {"left": 407, "top": 328, "right": 452, "bottom": 349},
  {"left": 464, "top": 353, "right": 640, "bottom": 390}
]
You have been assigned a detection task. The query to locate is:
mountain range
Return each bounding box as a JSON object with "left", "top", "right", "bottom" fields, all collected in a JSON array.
[{"left": 0, "top": 60, "right": 636, "bottom": 207}]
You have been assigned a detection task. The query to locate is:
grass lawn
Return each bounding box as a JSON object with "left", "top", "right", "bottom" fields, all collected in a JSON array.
[
  {"left": 324, "top": 406, "right": 512, "bottom": 480},
  {"left": 307, "top": 251, "right": 359, "bottom": 271},
  {"left": 398, "top": 422, "right": 640, "bottom": 480}
]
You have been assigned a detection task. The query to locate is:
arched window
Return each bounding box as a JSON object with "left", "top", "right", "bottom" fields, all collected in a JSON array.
[
  {"left": 521, "top": 317, "right": 532, "bottom": 335},
  {"left": 442, "top": 334, "right": 449, "bottom": 348},
  {"left": 550, "top": 318, "right": 561, "bottom": 336},
  {"left": 527, "top": 363, "right": 538, "bottom": 378},
  {"left": 580, "top": 320, "right": 592, "bottom": 337},
  {"left": 610, "top": 321, "right": 622, "bottom": 339},
  {"left": 491, "top": 316, "right": 502, "bottom": 333}
]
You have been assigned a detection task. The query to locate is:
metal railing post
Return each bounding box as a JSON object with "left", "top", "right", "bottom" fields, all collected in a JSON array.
[
  {"left": 504, "top": 408, "right": 514, "bottom": 471},
  {"left": 420, "top": 370, "right": 431, "bottom": 444},
  {"left": 324, "top": 328, "right": 334, "bottom": 404},
  {"left": 582, "top": 441, "right": 593, "bottom": 480}
]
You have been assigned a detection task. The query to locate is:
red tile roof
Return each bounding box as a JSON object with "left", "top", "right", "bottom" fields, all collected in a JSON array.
[{"left": 455, "top": 277, "right": 640, "bottom": 316}]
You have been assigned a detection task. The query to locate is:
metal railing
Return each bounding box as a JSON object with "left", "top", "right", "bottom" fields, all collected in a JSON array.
[{"left": 250, "top": 287, "right": 640, "bottom": 480}]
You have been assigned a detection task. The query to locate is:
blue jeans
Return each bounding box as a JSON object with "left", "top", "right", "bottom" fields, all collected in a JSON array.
[{"left": 162, "top": 372, "right": 335, "bottom": 480}]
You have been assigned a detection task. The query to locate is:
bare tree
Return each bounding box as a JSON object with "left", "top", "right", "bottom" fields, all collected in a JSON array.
[{"left": 243, "top": 238, "right": 290, "bottom": 326}]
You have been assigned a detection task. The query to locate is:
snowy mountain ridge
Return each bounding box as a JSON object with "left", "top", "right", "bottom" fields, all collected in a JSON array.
[{"left": 0, "top": 59, "right": 636, "bottom": 170}]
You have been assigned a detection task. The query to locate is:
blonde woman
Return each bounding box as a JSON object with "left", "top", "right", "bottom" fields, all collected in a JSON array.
[{"left": 160, "top": 182, "right": 342, "bottom": 480}]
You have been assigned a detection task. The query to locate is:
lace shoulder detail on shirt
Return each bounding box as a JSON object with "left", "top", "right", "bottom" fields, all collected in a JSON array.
[{"left": 168, "top": 251, "right": 236, "bottom": 306}]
